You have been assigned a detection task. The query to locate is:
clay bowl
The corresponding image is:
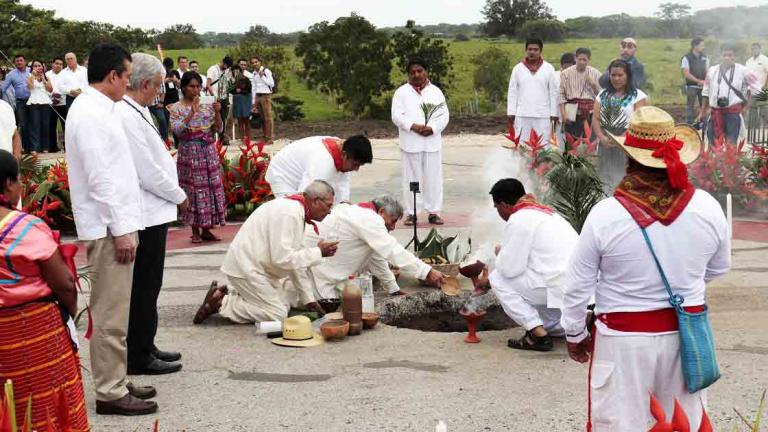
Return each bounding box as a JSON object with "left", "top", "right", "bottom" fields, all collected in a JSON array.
[
  {"left": 318, "top": 298, "right": 341, "bottom": 313},
  {"left": 361, "top": 312, "right": 380, "bottom": 329},
  {"left": 459, "top": 261, "right": 485, "bottom": 279},
  {"left": 320, "top": 319, "right": 350, "bottom": 341}
]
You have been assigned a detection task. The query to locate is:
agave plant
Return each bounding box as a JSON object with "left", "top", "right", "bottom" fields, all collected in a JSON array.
[
  {"left": 600, "top": 102, "right": 629, "bottom": 136},
  {"left": 540, "top": 151, "right": 605, "bottom": 233},
  {"left": 419, "top": 102, "right": 446, "bottom": 125}
]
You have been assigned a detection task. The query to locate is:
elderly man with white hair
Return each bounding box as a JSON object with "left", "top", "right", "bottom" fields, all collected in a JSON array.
[
  {"left": 193, "top": 180, "right": 340, "bottom": 325},
  {"left": 304, "top": 195, "right": 445, "bottom": 298},
  {"left": 115, "top": 53, "right": 189, "bottom": 376}
]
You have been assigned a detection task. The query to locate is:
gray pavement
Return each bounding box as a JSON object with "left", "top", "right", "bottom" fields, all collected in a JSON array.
[{"left": 77, "top": 135, "right": 768, "bottom": 431}]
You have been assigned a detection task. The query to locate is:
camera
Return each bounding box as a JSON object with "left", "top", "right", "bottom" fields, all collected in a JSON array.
[{"left": 717, "top": 97, "right": 729, "bottom": 108}]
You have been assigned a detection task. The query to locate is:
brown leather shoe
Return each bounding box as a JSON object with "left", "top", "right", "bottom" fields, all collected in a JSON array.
[
  {"left": 126, "top": 382, "right": 157, "bottom": 400},
  {"left": 95, "top": 393, "right": 158, "bottom": 416}
]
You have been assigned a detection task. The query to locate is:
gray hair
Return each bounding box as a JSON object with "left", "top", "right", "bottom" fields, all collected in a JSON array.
[
  {"left": 304, "top": 180, "right": 335, "bottom": 199},
  {"left": 128, "top": 53, "right": 165, "bottom": 90},
  {"left": 371, "top": 194, "right": 404, "bottom": 219}
]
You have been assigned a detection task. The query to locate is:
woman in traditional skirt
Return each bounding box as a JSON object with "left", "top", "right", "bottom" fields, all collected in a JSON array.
[
  {"left": 0, "top": 150, "right": 89, "bottom": 431},
  {"left": 592, "top": 59, "right": 648, "bottom": 194},
  {"left": 168, "top": 72, "right": 226, "bottom": 243},
  {"left": 230, "top": 65, "right": 253, "bottom": 144}
]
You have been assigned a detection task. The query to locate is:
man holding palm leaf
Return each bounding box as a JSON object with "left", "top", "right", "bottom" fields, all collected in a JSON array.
[{"left": 391, "top": 58, "right": 449, "bottom": 226}]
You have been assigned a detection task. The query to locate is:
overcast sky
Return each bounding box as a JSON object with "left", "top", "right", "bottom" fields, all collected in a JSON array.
[{"left": 22, "top": 0, "right": 768, "bottom": 33}]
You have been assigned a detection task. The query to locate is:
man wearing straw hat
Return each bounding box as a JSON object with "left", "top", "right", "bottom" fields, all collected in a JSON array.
[
  {"left": 193, "top": 180, "right": 339, "bottom": 325},
  {"left": 561, "top": 106, "right": 731, "bottom": 431}
]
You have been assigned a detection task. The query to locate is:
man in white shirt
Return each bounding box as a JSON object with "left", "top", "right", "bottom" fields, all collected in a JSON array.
[
  {"left": 59, "top": 52, "right": 88, "bottom": 109},
  {"left": 65, "top": 43, "right": 157, "bottom": 416},
  {"left": 746, "top": 42, "right": 768, "bottom": 89},
  {"left": 193, "top": 181, "right": 339, "bottom": 325},
  {"left": 265, "top": 135, "right": 372, "bottom": 204},
  {"left": 472, "top": 179, "right": 578, "bottom": 351},
  {"left": 562, "top": 107, "right": 730, "bottom": 431},
  {"left": 176, "top": 55, "right": 189, "bottom": 79},
  {"left": 508, "top": 38, "right": 559, "bottom": 150},
  {"left": 116, "top": 53, "right": 189, "bottom": 377},
  {"left": 46, "top": 57, "right": 67, "bottom": 152},
  {"left": 303, "top": 195, "right": 444, "bottom": 298},
  {"left": 250, "top": 55, "right": 275, "bottom": 143},
  {"left": 206, "top": 56, "right": 233, "bottom": 144},
  {"left": 391, "top": 58, "right": 449, "bottom": 226},
  {"left": 0, "top": 99, "right": 21, "bottom": 159},
  {"left": 701, "top": 43, "right": 760, "bottom": 145}
]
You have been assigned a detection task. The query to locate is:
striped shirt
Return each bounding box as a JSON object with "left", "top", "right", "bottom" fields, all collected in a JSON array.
[{"left": 559, "top": 65, "right": 601, "bottom": 104}]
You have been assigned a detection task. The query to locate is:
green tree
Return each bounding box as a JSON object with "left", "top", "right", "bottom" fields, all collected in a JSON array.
[
  {"left": 295, "top": 14, "right": 393, "bottom": 116},
  {"left": 155, "top": 23, "right": 203, "bottom": 50},
  {"left": 391, "top": 20, "right": 454, "bottom": 92},
  {"left": 481, "top": 0, "right": 554, "bottom": 38},
  {"left": 472, "top": 46, "right": 511, "bottom": 105}
]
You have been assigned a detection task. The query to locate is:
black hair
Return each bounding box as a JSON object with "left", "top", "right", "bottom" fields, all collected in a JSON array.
[
  {"left": 180, "top": 71, "right": 204, "bottom": 96},
  {"left": 691, "top": 37, "right": 705, "bottom": 49},
  {"left": 162, "top": 57, "right": 174, "bottom": 69},
  {"left": 489, "top": 179, "right": 526, "bottom": 205},
  {"left": 525, "top": 38, "right": 544, "bottom": 50},
  {"left": 575, "top": 47, "right": 592, "bottom": 59},
  {"left": 52, "top": 56, "right": 65, "bottom": 64},
  {"left": 603, "top": 59, "right": 637, "bottom": 96},
  {"left": 13, "top": 54, "right": 24, "bottom": 60},
  {"left": 177, "top": 55, "right": 188, "bottom": 62},
  {"left": 222, "top": 56, "right": 234, "bottom": 67},
  {"left": 87, "top": 43, "right": 131, "bottom": 84},
  {"left": 406, "top": 57, "right": 429, "bottom": 72},
  {"left": 342, "top": 135, "right": 373, "bottom": 164},
  {"left": 0, "top": 150, "right": 19, "bottom": 195},
  {"left": 560, "top": 52, "right": 576, "bottom": 67}
]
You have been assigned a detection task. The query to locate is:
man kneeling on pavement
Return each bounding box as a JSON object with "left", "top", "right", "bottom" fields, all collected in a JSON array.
[
  {"left": 472, "top": 178, "right": 579, "bottom": 351},
  {"left": 193, "top": 180, "right": 338, "bottom": 324}
]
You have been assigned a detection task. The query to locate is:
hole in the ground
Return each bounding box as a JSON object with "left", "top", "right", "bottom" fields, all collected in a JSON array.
[{"left": 378, "top": 290, "right": 517, "bottom": 332}]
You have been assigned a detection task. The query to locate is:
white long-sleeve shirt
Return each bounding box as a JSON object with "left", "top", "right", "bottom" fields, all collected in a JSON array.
[
  {"left": 490, "top": 208, "right": 579, "bottom": 308},
  {"left": 265, "top": 136, "right": 351, "bottom": 203},
  {"left": 221, "top": 198, "right": 323, "bottom": 305},
  {"left": 115, "top": 95, "right": 187, "bottom": 228},
  {"left": 561, "top": 191, "right": 731, "bottom": 342},
  {"left": 507, "top": 61, "right": 559, "bottom": 119},
  {"left": 304, "top": 203, "right": 432, "bottom": 296},
  {"left": 57, "top": 65, "right": 88, "bottom": 96},
  {"left": 65, "top": 87, "right": 142, "bottom": 240},
  {"left": 252, "top": 67, "right": 274, "bottom": 94},
  {"left": 391, "top": 82, "right": 449, "bottom": 153}
]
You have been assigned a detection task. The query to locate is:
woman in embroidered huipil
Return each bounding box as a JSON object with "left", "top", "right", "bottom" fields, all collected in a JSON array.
[
  {"left": 168, "top": 72, "right": 226, "bottom": 243},
  {"left": 592, "top": 59, "right": 648, "bottom": 194}
]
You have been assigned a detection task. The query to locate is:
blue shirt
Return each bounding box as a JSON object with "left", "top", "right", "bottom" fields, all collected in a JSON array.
[{"left": 1, "top": 68, "right": 31, "bottom": 100}]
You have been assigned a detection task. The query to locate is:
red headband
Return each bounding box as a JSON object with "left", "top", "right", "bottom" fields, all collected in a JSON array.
[{"left": 624, "top": 133, "right": 690, "bottom": 189}]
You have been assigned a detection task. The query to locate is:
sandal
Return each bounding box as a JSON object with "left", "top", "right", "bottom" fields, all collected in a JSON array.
[
  {"left": 428, "top": 214, "right": 444, "bottom": 225},
  {"left": 193, "top": 281, "right": 226, "bottom": 324},
  {"left": 507, "top": 330, "right": 553, "bottom": 352}
]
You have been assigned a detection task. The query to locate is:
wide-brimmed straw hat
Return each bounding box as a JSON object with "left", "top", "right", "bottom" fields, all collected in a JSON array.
[
  {"left": 271, "top": 315, "right": 324, "bottom": 348},
  {"left": 607, "top": 106, "right": 702, "bottom": 169}
]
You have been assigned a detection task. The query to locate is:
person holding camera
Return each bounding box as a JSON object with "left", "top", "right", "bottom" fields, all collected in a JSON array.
[{"left": 701, "top": 43, "right": 761, "bottom": 145}]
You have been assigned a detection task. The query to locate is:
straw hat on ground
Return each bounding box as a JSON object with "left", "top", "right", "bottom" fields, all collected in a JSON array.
[{"left": 271, "top": 315, "right": 324, "bottom": 347}]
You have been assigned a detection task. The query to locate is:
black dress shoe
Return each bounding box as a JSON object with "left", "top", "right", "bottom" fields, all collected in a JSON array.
[
  {"left": 126, "top": 382, "right": 157, "bottom": 400},
  {"left": 127, "top": 358, "right": 183, "bottom": 375},
  {"left": 153, "top": 349, "right": 182, "bottom": 362}
]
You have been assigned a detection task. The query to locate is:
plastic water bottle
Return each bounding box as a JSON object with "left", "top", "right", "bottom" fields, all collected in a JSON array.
[{"left": 358, "top": 272, "right": 374, "bottom": 313}]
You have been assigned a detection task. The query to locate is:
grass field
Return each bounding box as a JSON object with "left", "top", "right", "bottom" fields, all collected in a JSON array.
[{"left": 157, "top": 38, "right": 767, "bottom": 121}]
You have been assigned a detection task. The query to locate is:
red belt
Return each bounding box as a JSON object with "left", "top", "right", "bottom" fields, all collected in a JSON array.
[{"left": 597, "top": 306, "right": 705, "bottom": 333}]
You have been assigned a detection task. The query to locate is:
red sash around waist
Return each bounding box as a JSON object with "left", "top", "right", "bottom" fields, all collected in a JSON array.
[{"left": 597, "top": 305, "right": 706, "bottom": 333}]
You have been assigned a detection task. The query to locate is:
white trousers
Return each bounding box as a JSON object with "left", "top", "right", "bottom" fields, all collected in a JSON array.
[
  {"left": 590, "top": 329, "right": 706, "bottom": 431},
  {"left": 517, "top": 117, "right": 553, "bottom": 149},
  {"left": 490, "top": 273, "right": 563, "bottom": 336},
  {"left": 401, "top": 150, "right": 443, "bottom": 215},
  {"left": 218, "top": 274, "right": 301, "bottom": 324}
]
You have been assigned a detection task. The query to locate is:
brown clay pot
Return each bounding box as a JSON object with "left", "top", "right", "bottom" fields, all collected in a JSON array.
[
  {"left": 320, "top": 319, "right": 350, "bottom": 341},
  {"left": 361, "top": 312, "right": 380, "bottom": 329}
]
